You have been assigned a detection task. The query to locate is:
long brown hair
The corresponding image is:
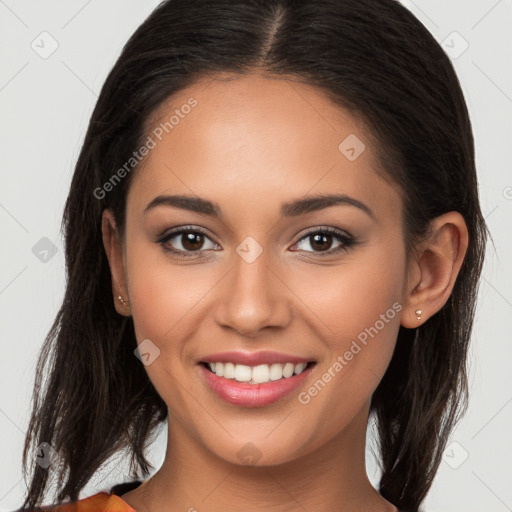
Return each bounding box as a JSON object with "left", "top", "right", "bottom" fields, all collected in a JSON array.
[{"left": 20, "top": 0, "right": 488, "bottom": 510}]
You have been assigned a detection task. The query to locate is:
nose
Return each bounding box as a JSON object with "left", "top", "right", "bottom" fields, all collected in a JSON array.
[{"left": 213, "top": 248, "right": 292, "bottom": 338}]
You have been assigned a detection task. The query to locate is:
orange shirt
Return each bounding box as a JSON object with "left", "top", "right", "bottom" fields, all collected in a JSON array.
[{"left": 42, "top": 491, "right": 136, "bottom": 512}]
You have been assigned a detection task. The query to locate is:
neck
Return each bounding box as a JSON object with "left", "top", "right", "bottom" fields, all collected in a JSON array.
[{"left": 125, "top": 404, "right": 397, "bottom": 512}]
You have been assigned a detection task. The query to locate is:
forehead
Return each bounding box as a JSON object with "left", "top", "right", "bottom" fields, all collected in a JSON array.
[{"left": 127, "top": 73, "right": 401, "bottom": 222}]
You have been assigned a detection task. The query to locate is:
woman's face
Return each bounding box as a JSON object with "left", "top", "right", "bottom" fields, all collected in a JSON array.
[{"left": 114, "top": 73, "right": 410, "bottom": 465}]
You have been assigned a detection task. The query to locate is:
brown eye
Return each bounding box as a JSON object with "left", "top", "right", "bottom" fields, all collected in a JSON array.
[
  {"left": 157, "top": 226, "right": 218, "bottom": 258},
  {"left": 180, "top": 231, "right": 206, "bottom": 251},
  {"left": 309, "top": 233, "right": 335, "bottom": 252},
  {"left": 292, "top": 227, "right": 356, "bottom": 256}
]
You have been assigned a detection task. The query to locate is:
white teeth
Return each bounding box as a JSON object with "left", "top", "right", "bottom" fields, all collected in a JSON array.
[
  {"left": 206, "top": 361, "right": 311, "bottom": 384},
  {"left": 252, "top": 364, "right": 270, "bottom": 383},
  {"left": 224, "top": 362, "right": 235, "bottom": 379},
  {"left": 282, "top": 362, "right": 294, "bottom": 378},
  {"left": 269, "top": 363, "right": 283, "bottom": 381},
  {"left": 294, "top": 362, "right": 307, "bottom": 374},
  {"left": 234, "top": 364, "right": 252, "bottom": 382}
]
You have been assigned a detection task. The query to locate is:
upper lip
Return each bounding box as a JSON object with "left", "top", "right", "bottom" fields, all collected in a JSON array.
[{"left": 199, "top": 350, "right": 314, "bottom": 366}]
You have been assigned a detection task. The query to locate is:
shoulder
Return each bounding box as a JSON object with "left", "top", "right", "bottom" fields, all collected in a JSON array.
[
  {"left": 21, "top": 481, "right": 143, "bottom": 512},
  {"left": 36, "top": 491, "right": 135, "bottom": 512}
]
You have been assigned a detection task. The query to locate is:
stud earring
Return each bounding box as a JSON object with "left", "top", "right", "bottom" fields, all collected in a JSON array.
[
  {"left": 117, "top": 295, "right": 129, "bottom": 306},
  {"left": 415, "top": 309, "right": 422, "bottom": 321}
]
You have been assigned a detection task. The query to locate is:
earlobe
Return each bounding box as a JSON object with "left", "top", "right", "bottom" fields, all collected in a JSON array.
[
  {"left": 401, "top": 212, "right": 468, "bottom": 328},
  {"left": 101, "top": 209, "right": 131, "bottom": 316}
]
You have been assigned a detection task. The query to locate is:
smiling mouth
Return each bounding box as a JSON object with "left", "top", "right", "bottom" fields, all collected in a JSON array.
[{"left": 200, "top": 361, "right": 317, "bottom": 385}]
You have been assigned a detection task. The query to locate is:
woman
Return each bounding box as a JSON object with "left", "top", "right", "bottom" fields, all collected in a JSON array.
[{"left": 19, "top": 0, "right": 488, "bottom": 511}]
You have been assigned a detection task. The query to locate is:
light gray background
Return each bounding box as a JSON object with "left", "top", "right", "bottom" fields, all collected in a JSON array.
[{"left": 1, "top": 1, "right": 511, "bottom": 511}]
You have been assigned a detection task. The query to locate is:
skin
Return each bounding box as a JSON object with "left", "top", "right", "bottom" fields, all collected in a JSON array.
[{"left": 102, "top": 73, "right": 468, "bottom": 512}]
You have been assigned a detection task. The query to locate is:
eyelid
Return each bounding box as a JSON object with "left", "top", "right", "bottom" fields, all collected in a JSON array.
[
  {"left": 156, "top": 225, "right": 214, "bottom": 242},
  {"left": 293, "top": 225, "right": 353, "bottom": 241}
]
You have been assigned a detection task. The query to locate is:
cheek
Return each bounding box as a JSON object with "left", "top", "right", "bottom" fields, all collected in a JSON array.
[
  {"left": 122, "top": 241, "right": 198, "bottom": 364},
  {"left": 124, "top": 234, "right": 214, "bottom": 342},
  {"left": 292, "top": 241, "right": 405, "bottom": 438},
  {"left": 290, "top": 238, "right": 405, "bottom": 347},
  {"left": 124, "top": 242, "right": 212, "bottom": 408}
]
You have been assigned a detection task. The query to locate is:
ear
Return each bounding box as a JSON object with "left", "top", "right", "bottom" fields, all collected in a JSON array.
[
  {"left": 401, "top": 211, "right": 469, "bottom": 328},
  {"left": 101, "top": 209, "right": 131, "bottom": 316}
]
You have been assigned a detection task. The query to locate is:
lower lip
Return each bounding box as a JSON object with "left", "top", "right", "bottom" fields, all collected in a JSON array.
[{"left": 198, "top": 363, "right": 315, "bottom": 408}]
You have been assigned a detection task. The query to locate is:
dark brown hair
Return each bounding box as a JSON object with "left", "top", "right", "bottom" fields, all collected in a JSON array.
[{"left": 20, "top": 0, "right": 488, "bottom": 510}]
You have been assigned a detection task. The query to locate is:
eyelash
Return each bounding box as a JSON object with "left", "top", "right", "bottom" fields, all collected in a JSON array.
[{"left": 155, "top": 225, "right": 358, "bottom": 259}]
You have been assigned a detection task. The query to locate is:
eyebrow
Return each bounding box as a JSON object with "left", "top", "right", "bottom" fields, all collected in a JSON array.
[{"left": 144, "top": 193, "right": 375, "bottom": 220}]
